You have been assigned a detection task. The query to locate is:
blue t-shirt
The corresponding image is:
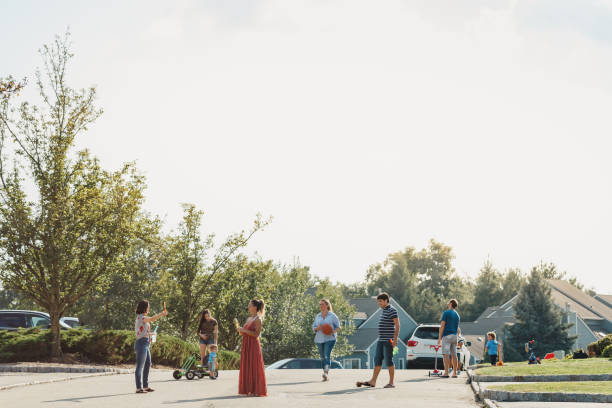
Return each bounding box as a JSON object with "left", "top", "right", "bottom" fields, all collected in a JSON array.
[
  {"left": 208, "top": 351, "right": 217, "bottom": 364},
  {"left": 441, "top": 309, "right": 460, "bottom": 337},
  {"left": 486, "top": 339, "right": 498, "bottom": 355}
]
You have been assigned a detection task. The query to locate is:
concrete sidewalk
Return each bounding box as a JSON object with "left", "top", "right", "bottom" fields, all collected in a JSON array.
[{"left": 0, "top": 369, "right": 479, "bottom": 408}]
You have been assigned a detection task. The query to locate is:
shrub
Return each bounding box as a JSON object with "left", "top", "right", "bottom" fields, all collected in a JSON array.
[
  {"left": 0, "top": 328, "right": 239, "bottom": 368},
  {"left": 587, "top": 334, "right": 612, "bottom": 357},
  {"left": 602, "top": 344, "right": 612, "bottom": 359}
]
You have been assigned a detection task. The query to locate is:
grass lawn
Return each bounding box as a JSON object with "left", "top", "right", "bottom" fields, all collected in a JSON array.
[
  {"left": 475, "top": 358, "right": 612, "bottom": 376},
  {"left": 490, "top": 381, "right": 612, "bottom": 394}
]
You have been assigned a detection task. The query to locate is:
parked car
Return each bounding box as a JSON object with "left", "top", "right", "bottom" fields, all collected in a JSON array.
[
  {"left": 405, "top": 324, "right": 471, "bottom": 370},
  {"left": 0, "top": 310, "right": 73, "bottom": 331},
  {"left": 60, "top": 317, "right": 82, "bottom": 328},
  {"left": 266, "top": 358, "right": 343, "bottom": 369}
]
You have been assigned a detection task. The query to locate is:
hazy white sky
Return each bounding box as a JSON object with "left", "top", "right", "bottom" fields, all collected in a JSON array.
[{"left": 3, "top": 0, "right": 612, "bottom": 293}]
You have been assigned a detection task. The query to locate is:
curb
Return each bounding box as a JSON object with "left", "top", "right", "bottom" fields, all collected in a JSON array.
[
  {"left": 0, "top": 371, "right": 121, "bottom": 391},
  {"left": 483, "top": 399, "right": 499, "bottom": 408},
  {"left": 473, "top": 373, "right": 612, "bottom": 383},
  {"left": 0, "top": 365, "right": 133, "bottom": 374},
  {"left": 483, "top": 389, "right": 612, "bottom": 403},
  {"left": 466, "top": 369, "right": 484, "bottom": 402}
]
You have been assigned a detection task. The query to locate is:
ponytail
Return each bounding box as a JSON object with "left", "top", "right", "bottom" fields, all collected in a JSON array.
[{"left": 251, "top": 299, "right": 266, "bottom": 318}]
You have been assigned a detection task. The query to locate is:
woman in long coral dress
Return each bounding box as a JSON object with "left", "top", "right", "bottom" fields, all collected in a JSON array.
[{"left": 236, "top": 299, "right": 267, "bottom": 397}]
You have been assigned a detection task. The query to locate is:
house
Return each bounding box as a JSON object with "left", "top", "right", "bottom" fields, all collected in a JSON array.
[
  {"left": 460, "top": 297, "right": 517, "bottom": 363},
  {"left": 461, "top": 279, "right": 612, "bottom": 359},
  {"left": 339, "top": 297, "right": 418, "bottom": 369}
]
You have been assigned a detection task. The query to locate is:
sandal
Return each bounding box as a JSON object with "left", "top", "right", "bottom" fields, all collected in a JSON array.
[
  {"left": 384, "top": 384, "right": 395, "bottom": 388},
  {"left": 136, "top": 389, "right": 146, "bottom": 393},
  {"left": 356, "top": 381, "right": 375, "bottom": 387},
  {"left": 441, "top": 375, "right": 450, "bottom": 378},
  {"left": 143, "top": 388, "right": 155, "bottom": 392}
]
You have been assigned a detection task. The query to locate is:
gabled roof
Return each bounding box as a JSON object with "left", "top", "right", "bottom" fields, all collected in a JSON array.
[
  {"left": 547, "top": 279, "right": 612, "bottom": 323},
  {"left": 346, "top": 328, "right": 379, "bottom": 351},
  {"left": 460, "top": 318, "right": 513, "bottom": 336},
  {"left": 349, "top": 298, "right": 380, "bottom": 318},
  {"left": 595, "top": 294, "right": 612, "bottom": 309},
  {"left": 463, "top": 334, "right": 485, "bottom": 361}
]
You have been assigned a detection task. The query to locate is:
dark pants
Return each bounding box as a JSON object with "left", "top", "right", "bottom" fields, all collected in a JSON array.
[
  {"left": 316, "top": 340, "right": 336, "bottom": 371},
  {"left": 135, "top": 337, "right": 151, "bottom": 389},
  {"left": 374, "top": 340, "right": 394, "bottom": 368},
  {"left": 489, "top": 354, "right": 498, "bottom": 366}
]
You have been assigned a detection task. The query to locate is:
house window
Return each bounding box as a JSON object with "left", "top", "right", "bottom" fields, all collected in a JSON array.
[{"left": 344, "top": 359, "right": 361, "bottom": 369}]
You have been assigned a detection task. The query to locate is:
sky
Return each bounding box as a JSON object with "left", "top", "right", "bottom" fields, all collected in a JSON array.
[{"left": 2, "top": 0, "right": 612, "bottom": 293}]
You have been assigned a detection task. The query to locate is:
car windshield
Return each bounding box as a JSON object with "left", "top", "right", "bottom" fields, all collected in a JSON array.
[
  {"left": 266, "top": 359, "right": 291, "bottom": 369},
  {"left": 413, "top": 326, "right": 440, "bottom": 340}
]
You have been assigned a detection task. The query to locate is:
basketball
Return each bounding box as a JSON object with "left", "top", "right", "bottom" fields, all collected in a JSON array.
[{"left": 321, "top": 323, "right": 333, "bottom": 335}]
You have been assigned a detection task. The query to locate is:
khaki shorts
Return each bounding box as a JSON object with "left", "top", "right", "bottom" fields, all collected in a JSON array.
[{"left": 442, "top": 334, "right": 457, "bottom": 356}]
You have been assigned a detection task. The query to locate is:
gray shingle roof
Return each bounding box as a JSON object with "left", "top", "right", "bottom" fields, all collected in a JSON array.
[
  {"left": 349, "top": 298, "right": 380, "bottom": 319},
  {"left": 346, "top": 328, "right": 379, "bottom": 351},
  {"left": 547, "top": 279, "right": 612, "bottom": 322}
]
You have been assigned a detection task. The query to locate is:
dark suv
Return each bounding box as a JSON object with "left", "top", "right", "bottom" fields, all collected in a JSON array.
[{"left": 0, "top": 310, "right": 72, "bottom": 331}]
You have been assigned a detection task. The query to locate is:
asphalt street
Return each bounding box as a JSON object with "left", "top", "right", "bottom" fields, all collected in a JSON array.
[{"left": 0, "top": 369, "right": 479, "bottom": 408}]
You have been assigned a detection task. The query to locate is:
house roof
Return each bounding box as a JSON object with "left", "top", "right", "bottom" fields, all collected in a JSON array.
[
  {"left": 349, "top": 298, "right": 380, "bottom": 318},
  {"left": 547, "top": 279, "right": 612, "bottom": 322},
  {"left": 463, "top": 334, "right": 486, "bottom": 361},
  {"left": 460, "top": 318, "right": 514, "bottom": 337},
  {"left": 595, "top": 294, "right": 612, "bottom": 309},
  {"left": 346, "top": 328, "right": 379, "bottom": 351}
]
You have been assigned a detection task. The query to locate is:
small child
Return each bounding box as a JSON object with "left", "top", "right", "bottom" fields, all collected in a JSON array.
[
  {"left": 484, "top": 331, "right": 501, "bottom": 366},
  {"left": 456, "top": 335, "right": 465, "bottom": 373},
  {"left": 208, "top": 344, "right": 218, "bottom": 379}
]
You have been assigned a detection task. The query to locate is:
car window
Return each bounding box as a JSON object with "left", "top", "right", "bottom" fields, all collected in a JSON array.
[
  {"left": 28, "top": 315, "right": 50, "bottom": 328},
  {"left": 301, "top": 360, "right": 321, "bottom": 369},
  {"left": 413, "top": 327, "right": 440, "bottom": 340},
  {"left": 64, "top": 320, "right": 80, "bottom": 328},
  {"left": 0, "top": 313, "right": 27, "bottom": 328},
  {"left": 284, "top": 360, "right": 301, "bottom": 369}
]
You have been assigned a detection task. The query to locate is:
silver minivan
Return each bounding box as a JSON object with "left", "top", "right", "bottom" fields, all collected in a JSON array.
[{"left": 0, "top": 310, "right": 73, "bottom": 330}]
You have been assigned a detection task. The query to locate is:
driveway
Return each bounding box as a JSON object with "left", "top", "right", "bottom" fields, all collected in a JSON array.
[{"left": 0, "top": 369, "right": 479, "bottom": 407}]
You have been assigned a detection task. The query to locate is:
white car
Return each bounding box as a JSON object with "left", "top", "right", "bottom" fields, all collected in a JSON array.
[{"left": 405, "top": 324, "right": 471, "bottom": 370}]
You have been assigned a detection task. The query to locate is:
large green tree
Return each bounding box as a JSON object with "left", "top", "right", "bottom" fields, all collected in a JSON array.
[
  {"left": 163, "top": 204, "right": 270, "bottom": 340},
  {"left": 0, "top": 33, "right": 146, "bottom": 356},
  {"left": 504, "top": 266, "right": 575, "bottom": 361},
  {"left": 366, "top": 239, "right": 463, "bottom": 323}
]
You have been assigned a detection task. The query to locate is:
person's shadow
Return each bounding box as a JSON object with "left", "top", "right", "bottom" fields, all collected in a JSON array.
[
  {"left": 43, "top": 393, "right": 133, "bottom": 403},
  {"left": 162, "top": 395, "right": 246, "bottom": 404},
  {"left": 315, "top": 387, "right": 374, "bottom": 396}
]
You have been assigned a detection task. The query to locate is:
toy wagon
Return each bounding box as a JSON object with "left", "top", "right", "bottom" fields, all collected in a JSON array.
[{"left": 173, "top": 352, "right": 219, "bottom": 380}]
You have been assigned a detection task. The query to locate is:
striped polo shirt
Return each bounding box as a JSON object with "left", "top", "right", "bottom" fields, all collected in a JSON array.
[{"left": 378, "top": 304, "right": 398, "bottom": 341}]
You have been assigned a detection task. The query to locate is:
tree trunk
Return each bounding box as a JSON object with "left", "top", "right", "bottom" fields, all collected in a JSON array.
[{"left": 49, "top": 309, "right": 63, "bottom": 358}]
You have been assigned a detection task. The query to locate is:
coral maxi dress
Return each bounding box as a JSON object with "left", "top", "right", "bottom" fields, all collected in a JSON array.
[{"left": 238, "top": 317, "right": 267, "bottom": 396}]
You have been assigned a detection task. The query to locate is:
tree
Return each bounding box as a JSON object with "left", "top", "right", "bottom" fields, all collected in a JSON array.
[
  {"left": 68, "top": 217, "right": 166, "bottom": 330},
  {"left": 366, "top": 239, "right": 460, "bottom": 323},
  {"left": 504, "top": 266, "right": 575, "bottom": 361},
  {"left": 533, "top": 261, "right": 566, "bottom": 280},
  {"left": 501, "top": 267, "right": 524, "bottom": 302},
  {"left": 0, "top": 33, "right": 146, "bottom": 357},
  {"left": 465, "top": 260, "right": 503, "bottom": 320},
  {"left": 163, "top": 204, "right": 271, "bottom": 340},
  {"left": 0, "top": 76, "right": 26, "bottom": 99}
]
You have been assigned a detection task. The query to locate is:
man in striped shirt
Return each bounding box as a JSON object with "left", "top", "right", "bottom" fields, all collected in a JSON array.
[{"left": 356, "top": 292, "right": 400, "bottom": 389}]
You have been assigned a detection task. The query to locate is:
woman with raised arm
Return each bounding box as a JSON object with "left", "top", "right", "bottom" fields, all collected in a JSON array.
[
  {"left": 235, "top": 299, "right": 267, "bottom": 397},
  {"left": 134, "top": 300, "right": 167, "bottom": 394}
]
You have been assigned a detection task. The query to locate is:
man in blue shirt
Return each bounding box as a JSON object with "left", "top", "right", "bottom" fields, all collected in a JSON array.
[{"left": 437, "top": 298, "right": 460, "bottom": 378}]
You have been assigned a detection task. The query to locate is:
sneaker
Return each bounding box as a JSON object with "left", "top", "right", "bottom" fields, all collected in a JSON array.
[{"left": 322, "top": 372, "right": 328, "bottom": 381}]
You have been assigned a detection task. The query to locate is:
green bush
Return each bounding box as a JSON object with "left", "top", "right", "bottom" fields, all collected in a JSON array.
[
  {"left": 0, "top": 328, "right": 240, "bottom": 369},
  {"left": 587, "top": 334, "right": 612, "bottom": 357},
  {"left": 602, "top": 344, "right": 612, "bottom": 358}
]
